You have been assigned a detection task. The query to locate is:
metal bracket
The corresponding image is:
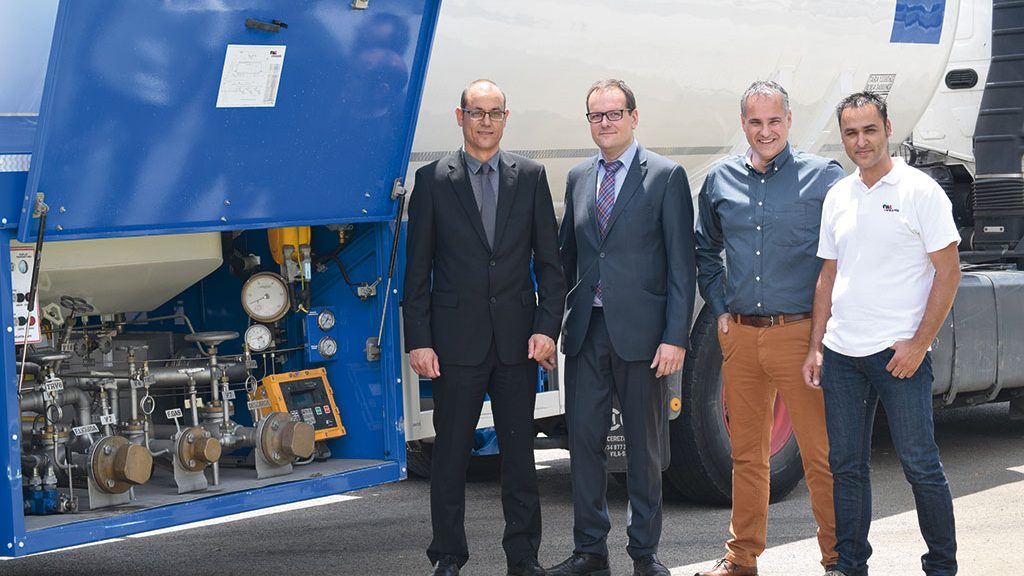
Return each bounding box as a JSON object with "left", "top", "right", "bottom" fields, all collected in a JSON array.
[
  {"left": 32, "top": 193, "right": 47, "bottom": 218},
  {"left": 86, "top": 475, "right": 130, "bottom": 511},
  {"left": 365, "top": 337, "right": 381, "bottom": 362},
  {"left": 357, "top": 277, "right": 381, "bottom": 300},
  {"left": 352, "top": 0, "right": 370, "bottom": 9},
  {"left": 391, "top": 178, "right": 406, "bottom": 200}
]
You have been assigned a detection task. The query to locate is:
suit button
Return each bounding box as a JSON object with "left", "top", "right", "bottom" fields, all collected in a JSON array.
[
  {"left": 489, "top": 260, "right": 496, "bottom": 267},
  {"left": 599, "top": 252, "right": 606, "bottom": 258},
  {"left": 490, "top": 297, "right": 497, "bottom": 303}
]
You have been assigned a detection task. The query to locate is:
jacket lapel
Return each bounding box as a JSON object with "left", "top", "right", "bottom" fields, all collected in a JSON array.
[
  {"left": 446, "top": 153, "right": 490, "bottom": 250},
  {"left": 491, "top": 154, "right": 517, "bottom": 252},
  {"left": 600, "top": 146, "right": 647, "bottom": 243},
  {"left": 580, "top": 157, "right": 601, "bottom": 244}
]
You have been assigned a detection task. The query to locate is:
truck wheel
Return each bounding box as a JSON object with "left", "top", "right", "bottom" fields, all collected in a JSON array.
[
  {"left": 404, "top": 440, "right": 503, "bottom": 481},
  {"left": 664, "top": 308, "right": 805, "bottom": 504},
  {"left": 406, "top": 441, "right": 433, "bottom": 478}
]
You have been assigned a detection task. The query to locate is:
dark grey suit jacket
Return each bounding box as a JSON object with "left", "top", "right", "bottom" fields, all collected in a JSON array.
[
  {"left": 559, "top": 145, "right": 696, "bottom": 361},
  {"left": 403, "top": 151, "right": 566, "bottom": 366}
]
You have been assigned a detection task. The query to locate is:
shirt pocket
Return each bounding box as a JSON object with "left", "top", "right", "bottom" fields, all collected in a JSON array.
[{"left": 769, "top": 205, "right": 815, "bottom": 248}]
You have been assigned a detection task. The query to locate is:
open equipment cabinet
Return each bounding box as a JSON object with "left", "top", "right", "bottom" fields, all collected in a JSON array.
[{"left": 0, "top": 0, "right": 440, "bottom": 556}]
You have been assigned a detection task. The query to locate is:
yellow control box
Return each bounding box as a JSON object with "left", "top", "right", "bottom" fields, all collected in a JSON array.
[{"left": 254, "top": 368, "right": 345, "bottom": 441}]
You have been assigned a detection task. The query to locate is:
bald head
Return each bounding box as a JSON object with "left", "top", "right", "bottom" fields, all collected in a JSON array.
[{"left": 460, "top": 79, "right": 506, "bottom": 109}]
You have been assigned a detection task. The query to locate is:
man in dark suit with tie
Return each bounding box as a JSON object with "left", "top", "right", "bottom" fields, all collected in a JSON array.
[
  {"left": 548, "top": 79, "right": 696, "bottom": 576},
  {"left": 403, "top": 79, "right": 566, "bottom": 576}
]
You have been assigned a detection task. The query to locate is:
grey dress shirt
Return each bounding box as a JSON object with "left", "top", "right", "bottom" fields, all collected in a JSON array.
[
  {"left": 462, "top": 148, "right": 501, "bottom": 211},
  {"left": 695, "top": 144, "right": 846, "bottom": 317}
]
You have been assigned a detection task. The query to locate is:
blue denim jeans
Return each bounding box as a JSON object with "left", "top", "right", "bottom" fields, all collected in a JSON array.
[{"left": 821, "top": 347, "right": 957, "bottom": 576}]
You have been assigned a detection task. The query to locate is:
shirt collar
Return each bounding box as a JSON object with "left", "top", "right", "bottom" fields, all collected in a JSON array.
[
  {"left": 854, "top": 156, "right": 903, "bottom": 190},
  {"left": 600, "top": 139, "right": 638, "bottom": 170},
  {"left": 744, "top": 142, "right": 793, "bottom": 175},
  {"left": 462, "top": 148, "right": 501, "bottom": 175}
]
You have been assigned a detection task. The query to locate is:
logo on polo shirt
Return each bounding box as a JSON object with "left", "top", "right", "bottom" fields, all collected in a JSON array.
[{"left": 882, "top": 203, "right": 900, "bottom": 212}]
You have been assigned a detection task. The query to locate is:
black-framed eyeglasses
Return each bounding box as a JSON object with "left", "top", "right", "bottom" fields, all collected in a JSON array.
[
  {"left": 586, "top": 109, "right": 631, "bottom": 124},
  {"left": 461, "top": 108, "right": 507, "bottom": 122}
]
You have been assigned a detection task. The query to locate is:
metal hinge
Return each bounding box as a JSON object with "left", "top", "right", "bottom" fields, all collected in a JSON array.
[
  {"left": 391, "top": 178, "right": 406, "bottom": 200},
  {"left": 32, "top": 193, "right": 47, "bottom": 218}
]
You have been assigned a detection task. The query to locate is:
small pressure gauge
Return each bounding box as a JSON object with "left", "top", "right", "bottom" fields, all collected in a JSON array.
[
  {"left": 245, "top": 324, "right": 274, "bottom": 352},
  {"left": 316, "top": 309, "right": 336, "bottom": 331},
  {"left": 318, "top": 336, "right": 338, "bottom": 358},
  {"left": 241, "top": 272, "right": 290, "bottom": 323}
]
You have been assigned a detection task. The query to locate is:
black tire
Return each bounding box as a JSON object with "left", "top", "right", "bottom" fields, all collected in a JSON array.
[
  {"left": 406, "top": 441, "right": 433, "bottom": 479},
  {"left": 663, "top": 307, "right": 805, "bottom": 504},
  {"left": 404, "top": 441, "right": 502, "bottom": 482}
]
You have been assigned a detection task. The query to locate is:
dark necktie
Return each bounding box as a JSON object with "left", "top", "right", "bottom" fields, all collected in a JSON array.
[
  {"left": 480, "top": 163, "right": 497, "bottom": 248},
  {"left": 594, "top": 159, "right": 623, "bottom": 304},
  {"left": 597, "top": 160, "right": 622, "bottom": 237}
]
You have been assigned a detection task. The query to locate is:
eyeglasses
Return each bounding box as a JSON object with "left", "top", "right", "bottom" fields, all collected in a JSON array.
[
  {"left": 586, "top": 109, "right": 631, "bottom": 124},
  {"left": 461, "top": 108, "right": 507, "bottom": 122}
]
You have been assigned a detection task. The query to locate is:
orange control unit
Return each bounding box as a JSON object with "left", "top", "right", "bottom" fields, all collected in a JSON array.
[{"left": 254, "top": 368, "right": 345, "bottom": 441}]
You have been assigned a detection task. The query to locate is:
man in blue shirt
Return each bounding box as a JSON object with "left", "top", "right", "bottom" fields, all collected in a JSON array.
[{"left": 694, "top": 80, "right": 846, "bottom": 576}]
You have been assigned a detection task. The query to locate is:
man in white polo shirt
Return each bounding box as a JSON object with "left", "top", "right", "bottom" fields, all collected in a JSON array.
[{"left": 802, "top": 92, "right": 961, "bottom": 576}]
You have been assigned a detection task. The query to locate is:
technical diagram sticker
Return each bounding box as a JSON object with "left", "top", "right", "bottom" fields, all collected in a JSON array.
[{"left": 216, "top": 44, "right": 287, "bottom": 108}]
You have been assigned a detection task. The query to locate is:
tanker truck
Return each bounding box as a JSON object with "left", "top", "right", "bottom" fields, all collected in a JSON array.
[
  {"left": 401, "top": 0, "right": 1024, "bottom": 504},
  {"left": 0, "top": 0, "right": 1019, "bottom": 557}
]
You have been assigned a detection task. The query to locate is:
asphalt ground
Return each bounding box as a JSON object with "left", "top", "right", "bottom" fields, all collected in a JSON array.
[{"left": 3, "top": 402, "right": 1022, "bottom": 575}]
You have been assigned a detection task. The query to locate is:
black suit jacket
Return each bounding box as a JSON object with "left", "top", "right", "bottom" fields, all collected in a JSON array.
[
  {"left": 403, "top": 150, "right": 566, "bottom": 366},
  {"left": 559, "top": 145, "right": 696, "bottom": 361}
]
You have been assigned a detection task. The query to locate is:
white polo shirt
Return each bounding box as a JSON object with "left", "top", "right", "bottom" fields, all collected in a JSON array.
[{"left": 817, "top": 158, "right": 960, "bottom": 357}]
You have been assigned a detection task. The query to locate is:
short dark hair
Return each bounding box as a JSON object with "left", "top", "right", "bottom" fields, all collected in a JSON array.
[
  {"left": 460, "top": 79, "right": 506, "bottom": 109},
  {"left": 835, "top": 92, "right": 888, "bottom": 127},
  {"left": 586, "top": 79, "right": 636, "bottom": 112}
]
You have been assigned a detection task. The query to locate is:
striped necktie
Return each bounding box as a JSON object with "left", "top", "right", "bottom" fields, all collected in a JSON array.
[
  {"left": 594, "top": 159, "right": 622, "bottom": 305},
  {"left": 597, "top": 160, "right": 622, "bottom": 237}
]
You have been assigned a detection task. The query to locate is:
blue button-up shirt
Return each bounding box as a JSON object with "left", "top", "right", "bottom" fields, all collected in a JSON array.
[{"left": 695, "top": 144, "right": 846, "bottom": 317}]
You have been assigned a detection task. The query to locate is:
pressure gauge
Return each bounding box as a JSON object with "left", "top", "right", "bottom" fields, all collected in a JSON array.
[
  {"left": 241, "top": 272, "right": 290, "bottom": 323},
  {"left": 317, "top": 336, "right": 338, "bottom": 358},
  {"left": 245, "top": 324, "right": 274, "bottom": 352},
  {"left": 316, "top": 309, "right": 336, "bottom": 331}
]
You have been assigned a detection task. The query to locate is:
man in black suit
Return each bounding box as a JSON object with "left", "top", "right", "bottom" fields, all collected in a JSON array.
[
  {"left": 403, "top": 79, "right": 565, "bottom": 576},
  {"left": 548, "top": 79, "right": 696, "bottom": 576}
]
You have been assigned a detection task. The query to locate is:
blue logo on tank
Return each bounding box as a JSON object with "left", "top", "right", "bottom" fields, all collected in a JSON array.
[{"left": 891, "top": 0, "right": 946, "bottom": 44}]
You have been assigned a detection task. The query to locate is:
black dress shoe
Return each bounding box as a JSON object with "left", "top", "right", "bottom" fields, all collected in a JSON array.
[
  {"left": 546, "top": 552, "right": 611, "bottom": 576},
  {"left": 633, "top": 554, "right": 670, "bottom": 576},
  {"left": 430, "top": 555, "right": 460, "bottom": 576},
  {"left": 508, "top": 556, "right": 547, "bottom": 576}
]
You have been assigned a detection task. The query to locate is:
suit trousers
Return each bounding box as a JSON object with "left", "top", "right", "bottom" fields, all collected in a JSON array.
[
  {"left": 565, "top": 307, "right": 666, "bottom": 560},
  {"left": 718, "top": 318, "right": 837, "bottom": 568},
  {"left": 427, "top": 342, "right": 541, "bottom": 568}
]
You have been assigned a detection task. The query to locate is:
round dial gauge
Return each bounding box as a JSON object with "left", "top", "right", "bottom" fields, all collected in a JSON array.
[
  {"left": 244, "top": 324, "right": 274, "bottom": 352},
  {"left": 318, "top": 336, "right": 338, "bottom": 358},
  {"left": 316, "top": 309, "right": 336, "bottom": 331},
  {"left": 241, "top": 272, "right": 290, "bottom": 323}
]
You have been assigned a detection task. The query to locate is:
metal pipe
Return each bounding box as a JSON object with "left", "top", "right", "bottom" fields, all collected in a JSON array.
[
  {"left": 62, "top": 363, "right": 250, "bottom": 388},
  {"left": 20, "top": 387, "right": 93, "bottom": 433},
  {"left": 153, "top": 424, "right": 255, "bottom": 451}
]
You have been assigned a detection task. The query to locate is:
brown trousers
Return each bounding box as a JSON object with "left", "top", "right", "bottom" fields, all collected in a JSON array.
[{"left": 718, "top": 318, "right": 837, "bottom": 568}]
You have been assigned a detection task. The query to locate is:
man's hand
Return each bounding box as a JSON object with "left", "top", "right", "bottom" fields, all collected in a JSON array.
[
  {"left": 528, "top": 334, "right": 556, "bottom": 370},
  {"left": 802, "top": 348, "right": 823, "bottom": 389},
  {"left": 717, "top": 313, "right": 732, "bottom": 334},
  {"left": 886, "top": 339, "right": 928, "bottom": 379},
  {"left": 651, "top": 343, "right": 686, "bottom": 378},
  {"left": 409, "top": 347, "right": 440, "bottom": 379}
]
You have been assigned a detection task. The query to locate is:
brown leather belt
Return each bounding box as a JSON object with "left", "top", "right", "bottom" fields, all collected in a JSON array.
[{"left": 732, "top": 312, "right": 812, "bottom": 328}]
